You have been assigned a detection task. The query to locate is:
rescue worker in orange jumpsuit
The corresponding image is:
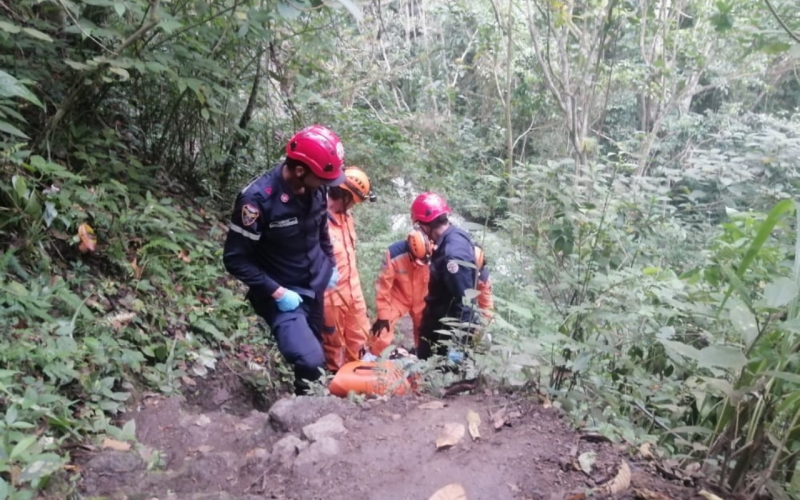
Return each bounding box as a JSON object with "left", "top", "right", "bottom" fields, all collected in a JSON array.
[
  {"left": 474, "top": 244, "right": 494, "bottom": 321},
  {"left": 370, "top": 229, "right": 433, "bottom": 355},
  {"left": 322, "top": 166, "right": 376, "bottom": 371}
]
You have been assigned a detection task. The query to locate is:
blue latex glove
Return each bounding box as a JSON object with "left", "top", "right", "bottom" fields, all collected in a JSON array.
[
  {"left": 275, "top": 289, "right": 303, "bottom": 312},
  {"left": 327, "top": 267, "right": 340, "bottom": 290},
  {"left": 447, "top": 349, "right": 465, "bottom": 364}
]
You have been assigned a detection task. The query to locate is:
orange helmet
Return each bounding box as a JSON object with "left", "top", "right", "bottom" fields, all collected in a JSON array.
[
  {"left": 474, "top": 245, "right": 486, "bottom": 269},
  {"left": 340, "top": 166, "right": 376, "bottom": 204},
  {"left": 406, "top": 229, "right": 433, "bottom": 264}
]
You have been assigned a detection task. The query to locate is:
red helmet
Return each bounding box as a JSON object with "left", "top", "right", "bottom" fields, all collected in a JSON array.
[
  {"left": 410, "top": 192, "right": 451, "bottom": 224},
  {"left": 285, "top": 125, "right": 346, "bottom": 186}
]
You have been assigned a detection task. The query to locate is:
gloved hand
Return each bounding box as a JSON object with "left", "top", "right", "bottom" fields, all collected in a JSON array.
[
  {"left": 447, "top": 349, "right": 465, "bottom": 364},
  {"left": 327, "top": 267, "right": 339, "bottom": 290},
  {"left": 370, "top": 319, "right": 390, "bottom": 336},
  {"left": 274, "top": 288, "right": 303, "bottom": 312}
]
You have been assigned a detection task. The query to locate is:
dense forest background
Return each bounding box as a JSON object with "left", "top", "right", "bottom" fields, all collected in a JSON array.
[{"left": 2, "top": 0, "right": 800, "bottom": 497}]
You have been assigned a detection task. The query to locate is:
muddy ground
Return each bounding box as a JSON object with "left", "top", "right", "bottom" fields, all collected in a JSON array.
[{"left": 76, "top": 359, "right": 709, "bottom": 500}]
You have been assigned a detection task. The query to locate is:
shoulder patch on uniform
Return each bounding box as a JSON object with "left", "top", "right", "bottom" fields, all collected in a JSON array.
[
  {"left": 447, "top": 261, "right": 459, "bottom": 274},
  {"left": 242, "top": 204, "right": 260, "bottom": 227}
]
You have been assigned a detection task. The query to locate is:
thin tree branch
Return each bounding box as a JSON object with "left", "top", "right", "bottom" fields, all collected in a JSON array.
[{"left": 763, "top": 0, "right": 800, "bottom": 44}]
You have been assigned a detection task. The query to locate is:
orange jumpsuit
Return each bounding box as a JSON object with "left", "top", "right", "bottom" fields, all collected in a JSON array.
[
  {"left": 476, "top": 266, "right": 494, "bottom": 320},
  {"left": 322, "top": 211, "right": 369, "bottom": 371},
  {"left": 372, "top": 240, "right": 430, "bottom": 355}
]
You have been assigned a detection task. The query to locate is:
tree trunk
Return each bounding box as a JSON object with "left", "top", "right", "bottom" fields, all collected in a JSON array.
[{"left": 220, "top": 46, "right": 265, "bottom": 192}]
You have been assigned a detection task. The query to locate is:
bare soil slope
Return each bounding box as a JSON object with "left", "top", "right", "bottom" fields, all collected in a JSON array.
[{"left": 79, "top": 373, "right": 700, "bottom": 500}]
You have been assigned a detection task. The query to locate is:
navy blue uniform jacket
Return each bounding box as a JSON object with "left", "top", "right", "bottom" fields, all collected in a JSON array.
[
  {"left": 419, "top": 225, "right": 478, "bottom": 336},
  {"left": 222, "top": 163, "right": 335, "bottom": 303}
]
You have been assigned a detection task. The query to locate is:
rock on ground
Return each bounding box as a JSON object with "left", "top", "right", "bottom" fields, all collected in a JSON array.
[
  {"left": 268, "top": 395, "right": 354, "bottom": 432},
  {"left": 302, "top": 413, "right": 347, "bottom": 442}
]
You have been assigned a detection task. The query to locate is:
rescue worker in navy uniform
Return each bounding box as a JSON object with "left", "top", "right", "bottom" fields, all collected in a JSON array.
[
  {"left": 223, "top": 125, "right": 346, "bottom": 395},
  {"left": 411, "top": 192, "right": 479, "bottom": 361}
]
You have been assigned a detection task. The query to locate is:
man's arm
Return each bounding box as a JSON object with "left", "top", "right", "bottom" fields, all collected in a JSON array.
[
  {"left": 319, "top": 210, "right": 335, "bottom": 261},
  {"left": 441, "top": 254, "right": 478, "bottom": 326},
  {"left": 222, "top": 195, "right": 281, "bottom": 297}
]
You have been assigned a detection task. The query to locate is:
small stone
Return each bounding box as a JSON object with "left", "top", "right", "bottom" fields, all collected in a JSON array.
[
  {"left": 302, "top": 413, "right": 347, "bottom": 442},
  {"left": 213, "top": 388, "right": 231, "bottom": 406},
  {"left": 86, "top": 451, "right": 143, "bottom": 473},
  {"left": 270, "top": 434, "right": 308, "bottom": 468},
  {"left": 268, "top": 396, "right": 353, "bottom": 432},
  {"left": 293, "top": 437, "right": 341, "bottom": 470}
]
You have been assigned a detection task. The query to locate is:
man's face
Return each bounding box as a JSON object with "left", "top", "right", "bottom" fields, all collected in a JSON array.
[
  {"left": 415, "top": 222, "right": 432, "bottom": 238},
  {"left": 327, "top": 187, "right": 354, "bottom": 213},
  {"left": 300, "top": 170, "right": 324, "bottom": 191}
]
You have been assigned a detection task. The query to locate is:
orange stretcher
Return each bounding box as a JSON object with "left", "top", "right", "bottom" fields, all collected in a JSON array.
[{"left": 328, "top": 361, "right": 413, "bottom": 398}]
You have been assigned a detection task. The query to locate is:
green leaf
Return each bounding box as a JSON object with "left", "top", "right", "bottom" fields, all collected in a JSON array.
[
  {"left": 277, "top": 2, "right": 302, "bottom": 19},
  {"left": 765, "top": 370, "right": 800, "bottom": 385},
  {"left": 658, "top": 338, "right": 701, "bottom": 362},
  {"left": 0, "top": 119, "right": 29, "bottom": 139},
  {"left": 696, "top": 345, "right": 748, "bottom": 370},
  {"left": 0, "top": 20, "right": 21, "bottom": 34},
  {"left": 729, "top": 302, "right": 758, "bottom": 348},
  {"left": 193, "top": 318, "right": 229, "bottom": 342},
  {"left": 108, "top": 67, "right": 130, "bottom": 80},
  {"left": 5, "top": 406, "right": 18, "bottom": 425},
  {"left": 65, "top": 59, "right": 92, "bottom": 71},
  {"left": 718, "top": 199, "right": 795, "bottom": 315},
  {"left": 0, "top": 477, "right": 8, "bottom": 500},
  {"left": 114, "top": 2, "right": 126, "bottom": 17},
  {"left": 666, "top": 425, "right": 714, "bottom": 437},
  {"left": 12, "top": 175, "right": 27, "bottom": 199},
  {"left": 765, "top": 277, "right": 798, "bottom": 309},
  {"left": 0, "top": 69, "right": 43, "bottom": 107},
  {"left": 331, "top": 0, "right": 364, "bottom": 22},
  {"left": 762, "top": 42, "right": 791, "bottom": 55},
  {"left": 122, "top": 419, "right": 136, "bottom": 439},
  {"left": 22, "top": 27, "right": 53, "bottom": 42},
  {"left": 200, "top": 108, "right": 210, "bottom": 121},
  {"left": 10, "top": 435, "right": 36, "bottom": 460}
]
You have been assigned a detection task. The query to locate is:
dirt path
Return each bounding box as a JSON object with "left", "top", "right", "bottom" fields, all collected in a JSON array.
[{"left": 78, "top": 371, "right": 702, "bottom": 500}]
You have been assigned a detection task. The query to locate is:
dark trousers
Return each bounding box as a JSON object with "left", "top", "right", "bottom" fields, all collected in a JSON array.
[{"left": 251, "top": 294, "right": 325, "bottom": 395}]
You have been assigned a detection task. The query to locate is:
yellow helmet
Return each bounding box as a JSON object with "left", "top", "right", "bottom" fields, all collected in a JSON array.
[
  {"left": 340, "top": 166, "right": 376, "bottom": 204},
  {"left": 407, "top": 229, "right": 433, "bottom": 263}
]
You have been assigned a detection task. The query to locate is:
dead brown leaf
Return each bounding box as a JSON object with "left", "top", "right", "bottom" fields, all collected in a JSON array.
[
  {"left": 419, "top": 401, "right": 447, "bottom": 410},
  {"left": 107, "top": 311, "right": 136, "bottom": 331},
  {"left": 181, "top": 376, "right": 196, "bottom": 387},
  {"left": 429, "top": 483, "right": 467, "bottom": 500},
  {"left": 177, "top": 249, "right": 191, "bottom": 263},
  {"left": 490, "top": 405, "right": 507, "bottom": 430},
  {"left": 466, "top": 409, "right": 481, "bottom": 441},
  {"left": 102, "top": 438, "right": 131, "bottom": 451},
  {"left": 435, "top": 423, "right": 465, "bottom": 450},
  {"left": 634, "top": 488, "right": 673, "bottom": 500},
  {"left": 595, "top": 461, "right": 631, "bottom": 495},
  {"left": 640, "top": 442, "right": 655, "bottom": 460}
]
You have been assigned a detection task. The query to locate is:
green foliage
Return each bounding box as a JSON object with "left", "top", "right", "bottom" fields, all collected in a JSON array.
[{"left": 1, "top": 0, "right": 800, "bottom": 496}]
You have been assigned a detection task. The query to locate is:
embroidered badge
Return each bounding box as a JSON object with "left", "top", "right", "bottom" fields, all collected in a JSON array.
[
  {"left": 265, "top": 187, "right": 272, "bottom": 195},
  {"left": 241, "top": 204, "right": 260, "bottom": 227},
  {"left": 336, "top": 142, "right": 345, "bottom": 161},
  {"left": 281, "top": 193, "right": 289, "bottom": 203},
  {"left": 269, "top": 217, "right": 298, "bottom": 229},
  {"left": 446, "top": 261, "right": 459, "bottom": 274}
]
